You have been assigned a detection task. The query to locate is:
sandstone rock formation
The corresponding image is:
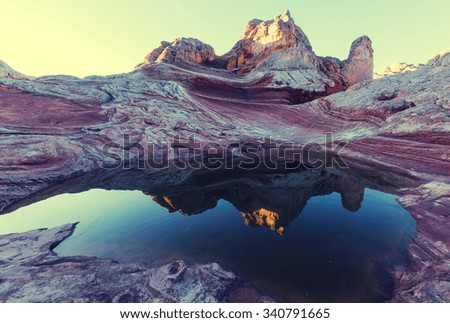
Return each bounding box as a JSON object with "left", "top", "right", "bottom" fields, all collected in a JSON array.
[
  {"left": 374, "top": 62, "right": 424, "bottom": 79},
  {"left": 0, "top": 60, "right": 28, "bottom": 79},
  {"left": 340, "top": 36, "right": 374, "bottom": 84},
  {"left": 392, "top": 182, "right": 450, "bottom": 302},
  {"left": 0, "top": 12, "right": 448, "bottom": 303},
  {"left": 427, "top": 51, "right": 450, "bottom": 66},
  {"left": 137, "top": 38, "right": 218, "bottom": 67},
  {"left": 373, "top": 51, "right": 449, "bottom": 79},
  {"left": 0, "top": 224, "right": 271, "bottom": 302},
  {"left": 221, "top": 10, "right": 319, "bottom": 72},
  {"left": 136, "top": 11, "right": 373, "bottom": 96}
]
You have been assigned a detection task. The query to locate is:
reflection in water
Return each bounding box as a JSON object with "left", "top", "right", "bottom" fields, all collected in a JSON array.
[
  {"left": 148, "top": 172, "right": 365, "bottom": 235},
  {"left": 0, "top": 168, "right": 416, "bottom": 302}
]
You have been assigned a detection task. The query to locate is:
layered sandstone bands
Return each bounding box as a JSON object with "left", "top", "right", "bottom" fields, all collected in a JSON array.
[
  {"left": 0, "top": 12, "right": 448, "bottom": 302},
  {"left": 137, "top": 11, "right": 373, "bottom": 95}
]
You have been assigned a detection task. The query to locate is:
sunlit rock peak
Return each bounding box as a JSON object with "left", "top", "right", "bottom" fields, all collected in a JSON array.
[
  {"left": 140, "top": 37, "right": 218, "bottom": 67},
  {"left": 340, "top": 36, "right": 374, "bottom": 84},
  {"left": 136, "top": 11, "right": 374, "bottom": 87},
  {"left": 221, "top": 10, "right": 325, "bottom": 74}
]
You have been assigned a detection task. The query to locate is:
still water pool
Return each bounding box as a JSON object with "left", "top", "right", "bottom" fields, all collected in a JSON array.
[{"left": 0, "top": 178, "right": 416, "bottom": 302}]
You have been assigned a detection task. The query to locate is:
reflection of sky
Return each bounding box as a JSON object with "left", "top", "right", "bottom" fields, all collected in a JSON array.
[
  {"left": 0, "top": 188, "right": 414, "bottom": 240},
  {"left": 0, "top": 189, "right": 154, "bottom": 235},
  {"left": 0, "top": 188, "right": 416, "bottom": 302}
]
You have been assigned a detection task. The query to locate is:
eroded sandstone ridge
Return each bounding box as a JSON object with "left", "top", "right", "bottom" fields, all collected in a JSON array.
[
  {"left": 0, "top": 11, "right": 448, "bottom": 302},
  {"left": 136, "top": 11, "right": 373, "bottom": 97}
]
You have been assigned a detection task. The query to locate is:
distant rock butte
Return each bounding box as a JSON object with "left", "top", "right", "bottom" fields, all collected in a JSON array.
[
  {"left": 374, "top": 62, "right": 424, "bottom": 79},
  {"left": 427, "top": 50, "right": 450, "bottom": 66},
  {"left": 374, "top": 51, "right": 450, "bottom": 79}
]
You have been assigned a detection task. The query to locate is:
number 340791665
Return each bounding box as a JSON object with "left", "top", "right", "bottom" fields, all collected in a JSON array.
[{"left": 262, "top": 308, "right": 331, "bottom": 319}]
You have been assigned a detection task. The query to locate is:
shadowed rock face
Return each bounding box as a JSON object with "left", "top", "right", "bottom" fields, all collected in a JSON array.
[{"left": 0, "top": 12, "right": 448, "bottom": 303}]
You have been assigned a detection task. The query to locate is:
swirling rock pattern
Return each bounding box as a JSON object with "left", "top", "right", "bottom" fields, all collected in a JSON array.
[{"left": 0, "top": 12, "right": 448, "bottom": 302}]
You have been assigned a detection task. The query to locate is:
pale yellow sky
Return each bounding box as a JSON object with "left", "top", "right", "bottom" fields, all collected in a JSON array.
[{"left": 0, "top": 0, "right": 448, "bottom": 77}]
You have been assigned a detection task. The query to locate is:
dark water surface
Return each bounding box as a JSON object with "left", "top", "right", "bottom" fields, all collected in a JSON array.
[{"left": 0, "top": 170, "right": 416, "bottom": 302}]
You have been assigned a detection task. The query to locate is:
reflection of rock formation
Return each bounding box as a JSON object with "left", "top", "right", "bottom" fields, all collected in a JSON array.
[
  {"left": 1, "top": 162, "right": 447, "bottom": 302},
  {"left": 151, "top": 194, "right": 220, "bottom": 216},
  {"left": 334, "top": 176, "right": 365, "bottom": 212},
  {"left": 0, "top": 9, "right": 447, "bottom": 304},
  {"left": 147, "top": 170, "right": 365, "bottom": 234}
]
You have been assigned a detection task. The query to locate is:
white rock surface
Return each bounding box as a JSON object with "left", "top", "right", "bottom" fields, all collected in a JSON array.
[
  {"left": 140, "top": 38, "right": 217, "bottom": 67},
  {"left": 0, "top": 60, "right": 29, "bottom": 79},
  {"left": 374, "top": 62, "right": 424, "bottom": 79},
  {"left": 427, "top": 51, "right": 450, "bottom": 66}
]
